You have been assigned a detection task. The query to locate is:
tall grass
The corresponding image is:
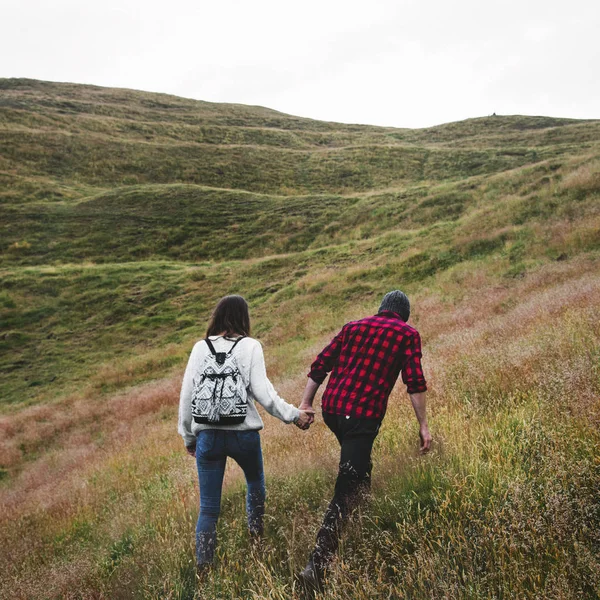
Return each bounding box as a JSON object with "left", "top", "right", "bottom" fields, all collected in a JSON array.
[
  {"left": 1, "top": 79, "right": 599, "bottom": 599},
  {"left": 1, "top": 256, "right": 598, "bottom": 599}
]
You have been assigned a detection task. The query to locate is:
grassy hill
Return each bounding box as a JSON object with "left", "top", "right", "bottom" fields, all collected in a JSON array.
[{"left": 0, "top": 79, "right": 599, "bottom": 599}]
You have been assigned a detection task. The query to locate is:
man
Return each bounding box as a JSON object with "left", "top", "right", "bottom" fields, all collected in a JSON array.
[{"left": 297, "top": 290, "right": 432, "bottom": 593}]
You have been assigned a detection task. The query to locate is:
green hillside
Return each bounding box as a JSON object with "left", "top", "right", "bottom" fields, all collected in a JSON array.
[
  {"left": 0, "top": 79, "right": 599, "bottom": 599},
  {"left": 2, "top": 78, "right": 599, "bottom": 406}
]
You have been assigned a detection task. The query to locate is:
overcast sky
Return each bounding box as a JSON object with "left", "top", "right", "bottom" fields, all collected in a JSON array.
[{"left": 2, "top": 0, "right": 599, "bottom": 128}]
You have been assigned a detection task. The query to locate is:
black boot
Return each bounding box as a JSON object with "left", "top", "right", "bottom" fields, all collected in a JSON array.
[
  {"left": 195, "top": 561, "right": 211, "bottom": 583},
  {"left": 296, "top": 555, "right": 324, "bottom": 597}
]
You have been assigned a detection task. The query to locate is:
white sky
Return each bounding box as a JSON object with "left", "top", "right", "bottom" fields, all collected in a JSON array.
[{"left": 2, "top": 0, "right": 599, "bottom": 128}]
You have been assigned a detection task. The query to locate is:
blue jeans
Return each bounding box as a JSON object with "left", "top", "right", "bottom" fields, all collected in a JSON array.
[{"left": 195, "top": 429, "right": 265, "bottom": 565}]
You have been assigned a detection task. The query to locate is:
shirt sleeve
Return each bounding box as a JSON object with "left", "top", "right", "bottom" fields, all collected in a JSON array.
[
  {"left": 248, "top": 341, "right": 300, "bottom": 424},
  {"left": 401, "top": 330, "right": 427, "bottom": 394},
  {"left": 178, "top": 342, "right": 202, "bottom": 447},
  {"left": 307, "top": 327, "right": 345, "bottom": 384}
]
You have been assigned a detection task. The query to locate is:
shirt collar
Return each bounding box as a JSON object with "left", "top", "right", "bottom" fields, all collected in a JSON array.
[{"left": 377, "top": 310, "right": 405, "bottom": 321}]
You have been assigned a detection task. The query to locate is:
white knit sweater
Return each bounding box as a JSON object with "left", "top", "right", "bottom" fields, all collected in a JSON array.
[{"left": 178, "top": 336, "right": 300, "bottom": 447}]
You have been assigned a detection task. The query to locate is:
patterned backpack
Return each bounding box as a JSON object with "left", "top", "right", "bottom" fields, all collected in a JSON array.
[{"left": 191, "top": 337, "right": 248, "bottom": 425}]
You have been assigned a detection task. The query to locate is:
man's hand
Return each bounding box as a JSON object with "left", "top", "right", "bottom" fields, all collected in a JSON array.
[
  {"left": 298, "top": 378, "right": 320, "bottom": 426},
  {"left": 185, "top": 444, "right": 196, "bottom": 457},
  {"left": 419, "top": 424, "right": 432, "bottom": 454},
  {"left": 295, "top": 408, "right": 315, "bottom": 430},
  {"left": 408, "top": 392, "right": 431, "bottom": 454}
]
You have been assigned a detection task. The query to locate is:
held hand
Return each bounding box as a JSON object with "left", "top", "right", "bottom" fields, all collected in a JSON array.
[
  {"left": 298, "top": 403, "right": 316, "bottom": 425},
  {"left": 419, "top": 424, "right": 432, "bottom": 454},
  {"left": 295, "top": 410, "right": 313, "bottom": 430}
]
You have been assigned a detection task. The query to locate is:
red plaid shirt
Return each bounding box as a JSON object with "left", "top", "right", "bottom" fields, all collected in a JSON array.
[{"left": 308, "top": 311, "right": 427, "bottom": 419}]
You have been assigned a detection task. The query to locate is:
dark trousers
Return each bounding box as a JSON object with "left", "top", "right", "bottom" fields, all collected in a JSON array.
[{"left": 312, "top": 412, "right": 382, "bottom": 571}]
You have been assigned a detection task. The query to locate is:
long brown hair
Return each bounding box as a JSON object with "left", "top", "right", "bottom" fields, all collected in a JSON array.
[{"left": 206, "top": 295, "right": 251, "bottom": 338}]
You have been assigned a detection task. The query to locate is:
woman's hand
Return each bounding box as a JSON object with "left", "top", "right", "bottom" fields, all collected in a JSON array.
[
  {"left": 186, "top": 443, "right": 196, "bottom": 457},
  {"left": 295, "top": 409, "right": 314, "bottom": 430}
]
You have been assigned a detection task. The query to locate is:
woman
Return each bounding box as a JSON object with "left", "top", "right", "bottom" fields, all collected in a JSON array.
[{"left": 178, "top": 295, "right": 313, "bottom": 570}]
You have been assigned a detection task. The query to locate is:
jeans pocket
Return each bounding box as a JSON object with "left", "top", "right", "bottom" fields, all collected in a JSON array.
[
  {"left": 236, "top": 430, "right": 259, "bottom": 454},
  {"left": 196, "top": 430, "right": 216, "bottom": 457}
]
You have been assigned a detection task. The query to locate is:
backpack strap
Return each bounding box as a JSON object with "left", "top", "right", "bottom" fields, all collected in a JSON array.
[
  {"left": 204, "top": 338, "right": 218, "bottom": 355},
  {"left": 204, "top": 337, "right": 245, "bottom": 365},
  {"left": 226, "top": 336, "right": 245, "bottom": 354}
]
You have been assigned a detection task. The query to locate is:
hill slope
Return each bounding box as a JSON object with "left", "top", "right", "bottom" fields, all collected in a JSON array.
[
  {"left": 1, "top": 78, "right": 599, "bottom": 406},
  {"left": 0, "top": 79, "right": 599, "bottom": 599}
]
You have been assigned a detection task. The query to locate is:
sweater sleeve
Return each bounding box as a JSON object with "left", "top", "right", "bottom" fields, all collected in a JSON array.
[
  {"left": 248, "top": 341, "right": 300, "bottom": 424},
  {"left": 178, "top": 342, "right": 202, "bottom": 447}
]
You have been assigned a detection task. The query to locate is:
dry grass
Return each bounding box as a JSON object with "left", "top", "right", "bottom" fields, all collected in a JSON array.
[
  {"left": 559, "top": 160, "right": 600, "bottom": 194},
  {"left": 1, "top": 253, "right": 599, "bottom": 599},
  {"left": 0, "top": 377, "right": 179, "bottom": 517}
]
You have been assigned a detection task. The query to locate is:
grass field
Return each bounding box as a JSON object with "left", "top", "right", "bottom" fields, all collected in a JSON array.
[{"left": 1, "top": 79, "right": 599, "bottom": 599}]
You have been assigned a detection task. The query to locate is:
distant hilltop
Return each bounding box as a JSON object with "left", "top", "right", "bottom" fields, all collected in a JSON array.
[{"left": 2, "top": 77, "right": 598, "bottom": 201}]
